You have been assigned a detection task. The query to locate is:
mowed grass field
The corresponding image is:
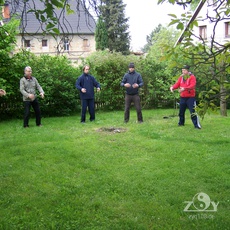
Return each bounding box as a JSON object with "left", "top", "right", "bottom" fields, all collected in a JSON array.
[{"left": 0, "top": 109, "right": 229, "bottom": 230}]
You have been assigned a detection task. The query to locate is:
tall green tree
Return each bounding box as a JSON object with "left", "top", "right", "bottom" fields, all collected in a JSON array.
[
  {"left": 95, "top": 16, "right": 108, "bottom": 50},
  {"left": 142, "top": 24, "right": 162, "bottom": 53},
  {"left": 99, "top": 0, "right": 130, "bottom": 55}
]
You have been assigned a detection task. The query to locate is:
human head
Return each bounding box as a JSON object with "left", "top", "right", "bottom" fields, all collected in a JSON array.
[
  {"left": 182, "top": 65, "right": 190, "bottom": 75},
  {"left": 24, "top": 66, "right": 32, "bottom": 77},
  {"left": 128, "top": 62, "right": 135, "bottom": 72},
  {"left": 83, "top": 65, "right": 90, "bottom": 74}
]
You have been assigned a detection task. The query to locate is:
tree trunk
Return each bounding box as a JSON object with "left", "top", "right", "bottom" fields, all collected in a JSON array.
[{"left": 220, "top": 83, "right": 227, "bottom": 116}]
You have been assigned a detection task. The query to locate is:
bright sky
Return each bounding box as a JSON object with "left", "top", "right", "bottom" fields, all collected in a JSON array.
[{"left": 123, "top": 0, "right": 185, "bottom": 51}]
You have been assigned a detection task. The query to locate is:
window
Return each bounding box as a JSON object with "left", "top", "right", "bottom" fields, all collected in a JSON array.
[
  {"left": 63, "top": 37, "right": 69, "bottom": 51},
  {"left": 24, "top": 40, "right": 30, "bottom": 48},
  {"left": 42, "top": 39, "right": 48, "bottom": 47},
  {"left": 83, "top": 39, "right": 89, "bottom": 47},
  {"left": 225, "top": 22, "right": 230, "bottom": 37},
  {"left": 199, "top": 26, "right": 207, "bottom": 40}
]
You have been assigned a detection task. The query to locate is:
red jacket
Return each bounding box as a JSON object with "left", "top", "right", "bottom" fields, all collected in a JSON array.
[{"left": 172, "top": 74, "right": 196, "bottom": 97}]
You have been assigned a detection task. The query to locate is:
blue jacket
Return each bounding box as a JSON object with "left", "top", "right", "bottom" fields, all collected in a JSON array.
[
  {"left": 121, "top": 71, "right": 144, "bottom": 95},
  {"left": 76, "top": 73, "right": 100, "bottom": 99}
]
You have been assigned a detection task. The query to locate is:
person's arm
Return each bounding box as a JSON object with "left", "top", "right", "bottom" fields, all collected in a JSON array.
[
  {"left": 170, "top": 77, "right": 181, "bottom": 91},
  {"left": 20, "top": 78, "right": 30, "bottom": 98},
  {"left": 121, "top": 74, "right": 131, "bottom": 88},
  {"left": 35, "top": 78, "right": 44, "bottom": 98},
  {"left": 76, "top": 77, "right": 82, "bottom": 91},
  {"left": 137, "top": 74, "right": 144, "bottom": 87},
  {"left": 93, "top": 76, "right": 101, "bottom": 91}
]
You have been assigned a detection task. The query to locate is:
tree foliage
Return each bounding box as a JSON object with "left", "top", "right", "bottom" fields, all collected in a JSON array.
[
  {"left": 158, "top": 0, "right": 230, "bottom": 116},
  {"left": 95, "top": 16, "right": 108, "bottom": 50},
  {"left": 98, "top": 0, "right": 130, "bottom": 55}
]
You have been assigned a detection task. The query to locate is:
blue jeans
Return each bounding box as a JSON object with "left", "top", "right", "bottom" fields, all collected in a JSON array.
[{"left": 179, "top": 97, "right": 201, "bottom": 128}]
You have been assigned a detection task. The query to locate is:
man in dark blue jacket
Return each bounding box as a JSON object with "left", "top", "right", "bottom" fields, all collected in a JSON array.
[
  {"left": 76, "top": 65, "right": 101, "bottom": 123},
  {"left": 121, "top": 63, "right": 144, "bottom": 123}
]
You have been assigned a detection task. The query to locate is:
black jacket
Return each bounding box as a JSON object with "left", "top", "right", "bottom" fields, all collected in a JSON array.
[{"left": 121, "top": 71, "right": 144, "bottom": 95}]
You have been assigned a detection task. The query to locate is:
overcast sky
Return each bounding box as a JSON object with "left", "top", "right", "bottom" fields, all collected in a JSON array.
[{"left": 123, "top": 0, "right": 185, "bottom": 51}]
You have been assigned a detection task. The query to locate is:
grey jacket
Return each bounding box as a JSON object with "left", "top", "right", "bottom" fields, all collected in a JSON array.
[{"left": 20, "top": 76, "right": 44, "bottom": 101}]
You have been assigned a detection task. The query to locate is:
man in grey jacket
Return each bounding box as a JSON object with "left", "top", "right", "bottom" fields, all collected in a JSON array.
[
  {"left": 121, "top": 63, "right": 144, "bottom": 123},
  {"left": 20, "top": 66, "right": 44, "bottom": 128}
]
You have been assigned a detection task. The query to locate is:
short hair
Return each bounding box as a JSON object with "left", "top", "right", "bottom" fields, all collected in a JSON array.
[{"left": 24, "top": 66, "right": 32, "bottom": 72}]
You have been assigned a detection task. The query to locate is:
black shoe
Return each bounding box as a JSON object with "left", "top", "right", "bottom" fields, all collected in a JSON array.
[
  {"left": 195, "top": 126, "right": 201, "bottom": 129},
  {"left": 178, "top": 124, "right": 184, "bottom": 126}
]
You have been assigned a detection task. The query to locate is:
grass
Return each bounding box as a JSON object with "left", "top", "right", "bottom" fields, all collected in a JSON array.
[{"left": 0, "top": 109, "right": 230, "bottom": 230}]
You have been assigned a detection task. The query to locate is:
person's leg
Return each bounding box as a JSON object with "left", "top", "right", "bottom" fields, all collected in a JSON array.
[
  {"left": 133, "top": 95, "right": 143, "bottom": 122},
  {"left": 23, "top": 101, "right": 31, "bottom": 127},
  {"left": 178, "top": 97, "right": 187, "bottom": 126},
  {"left": 88, "top": 99, "right": 95, "bottom": 121},
  {"left": 81, "top": 99, "right": 88, "bottom": 122},
  {"left": 187, "top": 97, "right": 201, "bottom": 129},
  {"left": 31, "top": 99, "right": 42, "bottom": 126},
  {"left": 124, "top": 94, "right": 132, "bottom": 123}
]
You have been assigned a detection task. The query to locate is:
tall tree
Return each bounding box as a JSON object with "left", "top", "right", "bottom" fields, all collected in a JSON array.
[
  {"left": 95, "top": 16, "right": 108, "bottom": 50},
  {"left": 142, "top": 24, "right": 163, "bottom": 53},
  {"left": 99, "top": 0, "right": 130, "bottom": 55}
]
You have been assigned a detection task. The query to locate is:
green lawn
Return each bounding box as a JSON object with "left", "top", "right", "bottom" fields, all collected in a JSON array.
[{"left": 0, "top": 109, "right": 229, "bottom": 230}]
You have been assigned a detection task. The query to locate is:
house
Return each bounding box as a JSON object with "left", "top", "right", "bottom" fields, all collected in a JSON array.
[
  {"left": 4, "top": 0, "right": 96, "bottom": 63},
  {"left": 175, "top": 0, "right": 230, "bottom": 47}
]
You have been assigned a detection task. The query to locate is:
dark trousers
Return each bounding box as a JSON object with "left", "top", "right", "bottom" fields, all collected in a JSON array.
[
  {"left": 81, "top": 99, "right": 95, "bottom": 122},
  {"left": 179, "top": 97, "right": 201, "bottom": 128},
  {"left": 23, "top": 98, "right": 41, "bottom": 127},
  {"left": 124, "top": 94, "right": 143, "bottom": 122}
]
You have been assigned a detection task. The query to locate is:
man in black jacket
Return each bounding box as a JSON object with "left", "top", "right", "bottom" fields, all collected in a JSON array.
[
  {"left": 121, "top": 63, "right": 144, "bottom": 123},
  {"left": 76, "top": 65, "right": 101, "bottom": 123}
]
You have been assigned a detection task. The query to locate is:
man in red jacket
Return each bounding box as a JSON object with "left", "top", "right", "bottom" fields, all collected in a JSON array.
[{"left": 170, "top": 65, "right": 201, "bottom": 129}]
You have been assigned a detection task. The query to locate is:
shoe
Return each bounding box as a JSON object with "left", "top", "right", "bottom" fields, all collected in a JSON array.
[
  {"left": 138, "top": 121, "right": 143, "bottom": 123},
  {"left": 37, "top": 124, "right": 42, "bottom": 127},
  {"left": 81, "top": 121, "right": 85, "bottom": 123},
  {"left": 178, "top": 124, "right": 184, "bottom": 126},
  {"left": 24, "top": 125, "right": 29, "bottom": 128},
  {"left": 195, "top": 126, "right": 201, "bottom": 129}
]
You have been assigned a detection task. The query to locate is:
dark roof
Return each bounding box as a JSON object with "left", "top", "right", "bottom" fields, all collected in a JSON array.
[{"left": 9, "top": 0, "right": 96, "bottom": 35}]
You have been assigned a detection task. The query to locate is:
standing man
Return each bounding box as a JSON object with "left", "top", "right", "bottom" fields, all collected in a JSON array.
[
  {"left": 20, "top": 66, "right": 44, "bottom": 128},
  {"left": 121, "top": 63, "right": 144, "bottom": 123},
  {"left": 76, "top": 65, "right": 101, "bottom": 123},
  {"left": 170, "top": 65, "right": 201, "bottom": 129}
]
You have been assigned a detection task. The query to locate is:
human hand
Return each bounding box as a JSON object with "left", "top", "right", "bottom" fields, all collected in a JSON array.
[
  {"left": 81, "top": 88, "right": 87, "bottom": 93},
  {"left": 97, "top": 88, "right": 100, "bottom": 92},
  {"left": 0, "top": 89, "right": 6, "bottom": 96},
  {"left": 40, "top": 93, "right": 44, "bottom": 99},
  {"left": 132, "top": 83, "right": 139, "bottom": 88},
  {"left": 178, "top": 87, "right": 185, "bottom": 93},
  {"left": 124, "top": 83, "right": 131, "bottom": 88},
  {"left": 170, "top": 86, "right": 174, "bottom": 92},
  {"left": 28, "top": 94, "right": 35, "bottom": 100}
]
